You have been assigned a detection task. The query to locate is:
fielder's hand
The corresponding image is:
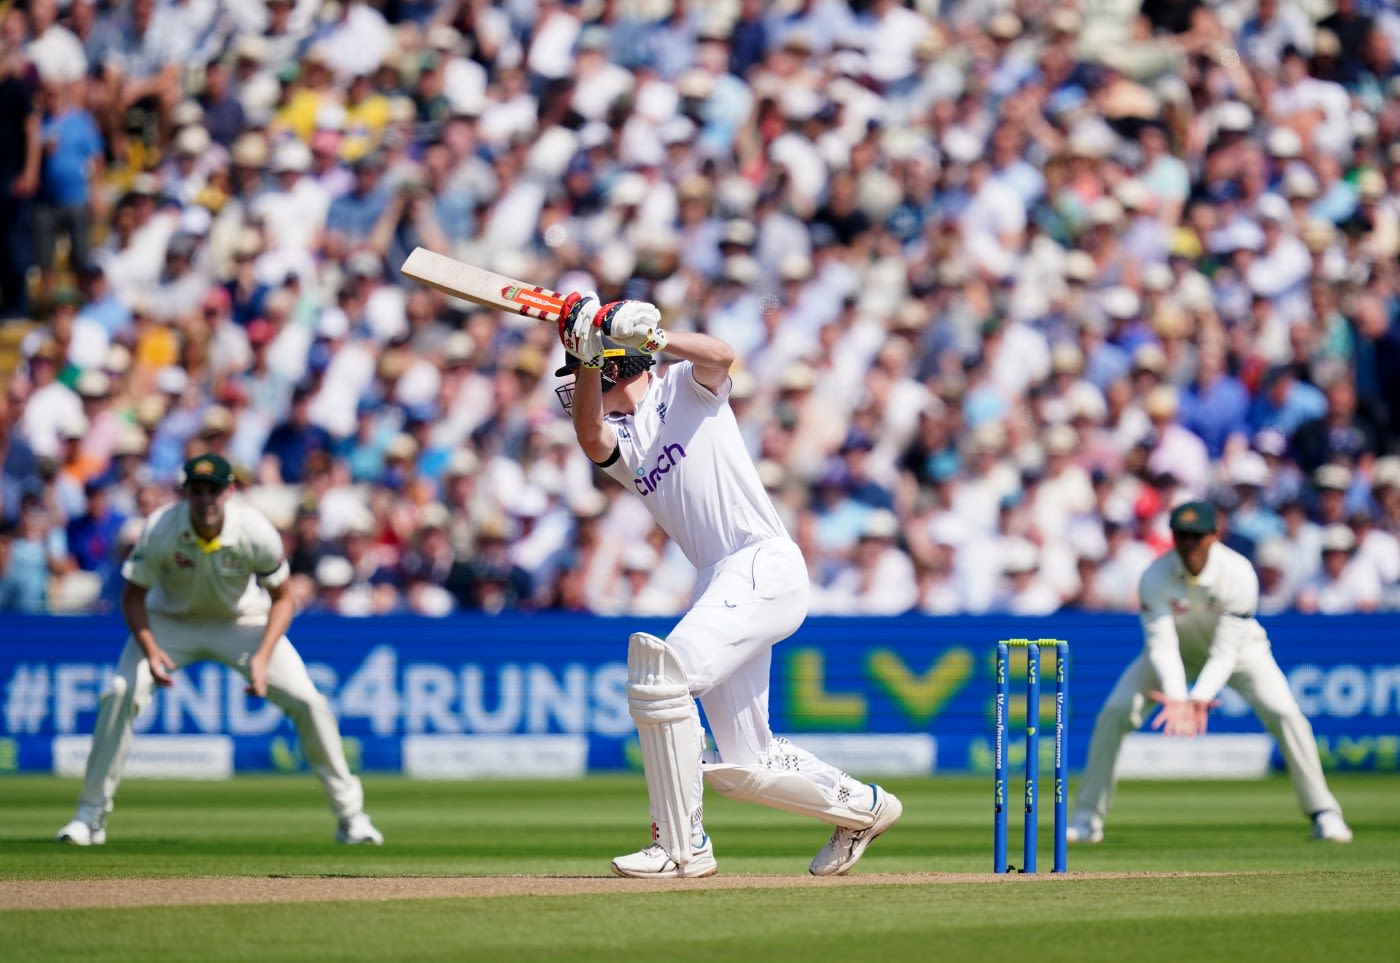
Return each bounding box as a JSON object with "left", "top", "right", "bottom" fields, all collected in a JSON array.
[
  {"left": 559, "top": 291, "right": 604, "bottom": 368},
  {"left": 147, "top": 647, "right": 177, "bottom": 688},
  {"left": 596, "top": 300, "right": 668, "bottom": 354},
  {"left": 246, "top": 650, "right": 271, "bottom": 698},
  {"left": 1148, "top": 691, "right": 1219, "bottom": 736}
]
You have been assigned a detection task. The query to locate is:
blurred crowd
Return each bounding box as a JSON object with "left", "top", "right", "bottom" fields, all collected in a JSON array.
[{"left": 2, "top": 0, "right": 1400, "bottom": 619}]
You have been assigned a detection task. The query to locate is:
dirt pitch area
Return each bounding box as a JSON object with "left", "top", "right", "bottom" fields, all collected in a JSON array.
[{"left": 1, "top": 872, "right": 1237, "bottom": 910}]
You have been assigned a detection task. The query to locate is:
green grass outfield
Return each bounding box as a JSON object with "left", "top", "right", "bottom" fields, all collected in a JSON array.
[{"left": 1, "top": 773, "right": 1397, "bottom": 962}]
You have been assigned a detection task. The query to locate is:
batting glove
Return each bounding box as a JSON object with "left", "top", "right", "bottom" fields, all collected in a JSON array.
[
  {"left": 559, "top": 291, "right": 604, "bottom": 368},
  {"left": 595, "top": 300, "right": 668, "bottom": 354}
]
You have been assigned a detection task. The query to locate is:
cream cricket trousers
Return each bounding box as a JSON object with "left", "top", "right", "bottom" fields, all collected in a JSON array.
[
  {"left": 1072, "top": 645, "right": 1341, "bottom": 830},
  {"left": 663, "top": 538, "right": 854, "bottom": 806},
  {"left": 75, "top": 612, "right": 365, "bottom": 825}
]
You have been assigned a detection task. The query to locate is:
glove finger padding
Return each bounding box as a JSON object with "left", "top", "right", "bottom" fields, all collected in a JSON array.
[
  {"left": 571, "top": 291, "right": 603, "bottom": 342},
  {"left": 597, "top": 300, "right": 668, "bottom": 353},
  {"left": 559, "top": 291, "right": 604, "bottom": 368}
]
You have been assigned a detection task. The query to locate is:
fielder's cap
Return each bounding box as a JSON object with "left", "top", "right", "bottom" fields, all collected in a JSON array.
[
  {"left": 1169, "top": 500, "right": 1217, "bottom": 535},
  {"left": 182, "top": 453, "right": 234, "bottom": 488}
]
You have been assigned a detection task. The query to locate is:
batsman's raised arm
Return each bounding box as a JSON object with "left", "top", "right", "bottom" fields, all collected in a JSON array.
[
  {"left": 595, "top": 297, "right": 735, "bottom": 391},
  {"left": 649, "top": 329, "right": 734, "bottom": 391}
]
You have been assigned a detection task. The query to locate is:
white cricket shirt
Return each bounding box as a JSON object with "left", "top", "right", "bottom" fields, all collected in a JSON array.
[
  {"left": 122, "top": 497, "right": 291, "bottom": 620},
  {"left": 600, "top": 362, "right": 788, "bottom": 569},
  {"left": 1137, "top": 541, "right": 1270, "bottom": 702}
]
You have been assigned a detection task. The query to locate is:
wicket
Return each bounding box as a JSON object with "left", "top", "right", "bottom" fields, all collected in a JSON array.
[{"left": 994, "top": 638, "right": 1068, "bottom": 873}]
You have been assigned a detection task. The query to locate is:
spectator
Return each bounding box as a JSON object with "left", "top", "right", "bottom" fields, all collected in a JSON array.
[
  {"left": 18, "top": 342, "right": 82, "bottom": 460},
  {"left": 1254, "top": 537, "right": 1298, "bottom": 615},
  {"left": 1143, "top": 384, "right": 1210, "bottom": 496},
  {"left": 0, "top": 5, "right": 1397, "bottom": 617},
  {"left": 34, "top": 75, "right": 103, "bottom": 282},
  {"left": 2, "top": 500, "right": 72, "bottom": 612},
  {"left": 1249, "top": 363, "right": 1326, "bottom": 437},
  {"left": 1295, "top": 524, "right": 1381, "bottom": 613},
  {"left": 260, "top": 383, "right": 333, "bottom": 485},
  {"left": 0, "top": 390, "right": 41, "bottom": 525},
  {"left": 0, "top": 25, "right": 38, "bottom": 320},
  {"left": 1180, "top": 343, "right": 1251, "bottom": 458},
  {"left": 65, "top": 479, "right": 126, "bottom": 579},
  {"left": 324, "top": 151, "right": 391, "bottom": 255},
  {"left": 823, "top": 508, "right": 918, "bottom": 615},
  {"left": 992, "top": 537, "right": 1061, "bottom": 615},
  {"left": 445, "top": 516, "right": 532, "bottom": 614},
  {"left": 1350, "top": 509, "right": 1400, "bottom": 591}
]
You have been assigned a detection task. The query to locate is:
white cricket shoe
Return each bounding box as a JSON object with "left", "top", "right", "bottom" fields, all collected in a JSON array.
[
  {"left": 611, "top": 836, "right": 718, "bottom": 879},
  {"left": 1065, "top": 820, "right": 1104, "bottom": 845},
  {"left": 336, "top": 813, "right": 384, "bottom": 845},
  {"left": 57, "top": 819, "right": 106, "bottom": 846},
  {"left": 809, "top": 785, "right": 903, "bottom": 876},
  {"left": 1311, "top": 810, "right": 1353, "bottom": 843}
]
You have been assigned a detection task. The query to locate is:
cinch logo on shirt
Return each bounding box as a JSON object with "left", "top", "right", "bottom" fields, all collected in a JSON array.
[{"left": 634, "top": 442, "right": 687, "bottom": 495}]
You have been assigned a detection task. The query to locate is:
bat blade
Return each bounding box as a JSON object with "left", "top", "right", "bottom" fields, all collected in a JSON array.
[{"left": 399, "top": 247, "right": 567, "bottom": 322}]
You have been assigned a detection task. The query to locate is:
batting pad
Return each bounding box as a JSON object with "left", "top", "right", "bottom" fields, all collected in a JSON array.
[
  {"left": 627, "top": 632, "right": 704, "bottom": 868},
  {"left": 703, "top": 763, "right": 877, "bottom": 830}
]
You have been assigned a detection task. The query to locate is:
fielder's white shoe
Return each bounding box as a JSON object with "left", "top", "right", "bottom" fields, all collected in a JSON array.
[
  {"left": 809, "top": 785, "right": 903, "bottom": 876},
  {"left": 611, "top": 836, "right": 718, "bottom": 879},
  {"left": 336, "top": 813, "right": 384, "bottom": 845},
  {"left": 57, "top": 818, "right": 106, "bottom": 846},
  {"left": 1311, "top": 810, "right": 1353, "bottom": 843},
  {"left": 1065, "top": 820, "right": 1104, "bottom": 844}
]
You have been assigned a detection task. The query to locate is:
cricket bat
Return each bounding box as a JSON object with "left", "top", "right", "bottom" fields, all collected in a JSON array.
[{"left": 399, "top": 247, "right": 567, "bottom": 322}]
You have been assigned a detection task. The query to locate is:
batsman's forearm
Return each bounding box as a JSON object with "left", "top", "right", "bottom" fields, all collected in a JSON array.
[
  {"left": 570, "top": 367, "right": 614, "bottom": 459},
  {"left": 656, "top": 330, "right": 734, "bottom": 370}
]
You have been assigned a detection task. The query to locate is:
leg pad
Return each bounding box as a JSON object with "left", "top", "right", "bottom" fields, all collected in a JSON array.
[{"left": 628, "top": 632, "right": 704, "bottom": 868}]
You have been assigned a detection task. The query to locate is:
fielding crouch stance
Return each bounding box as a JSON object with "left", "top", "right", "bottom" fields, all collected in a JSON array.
[
  {"left": 555, "top": 293, "right": 902, "bottom": 877},
  {"left": 58, "top": 454, "right": 381, "bottom": 846},
  {"left": 1068, "top": 501, "right": 1351, "bottom": 844}
]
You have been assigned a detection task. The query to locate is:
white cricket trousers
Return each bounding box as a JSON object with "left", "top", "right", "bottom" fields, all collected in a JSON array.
[
  {"left": 664, "top": 538, "right": 854, "bottom": 803},
  {"left": 75, "top": 612, "right": 365, "bottom": 825},
  {"left": 1072, "top": 646, "right": 1341, "bottom": 830}
]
